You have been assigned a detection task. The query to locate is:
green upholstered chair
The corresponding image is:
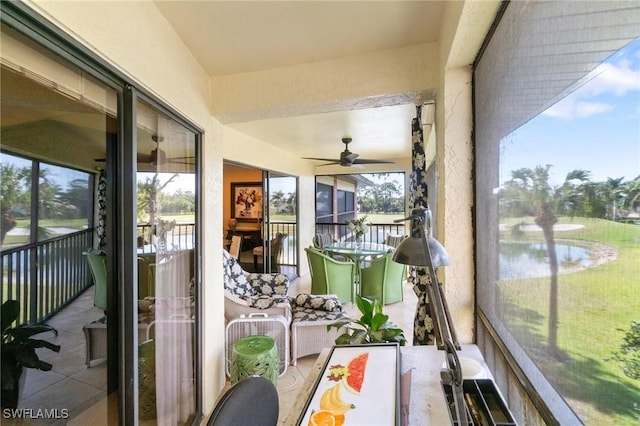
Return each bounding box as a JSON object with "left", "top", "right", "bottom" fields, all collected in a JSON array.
[
  {"left": 360, "top": 252, "right": 405, "bottom": 305},
  {"left": 84, "top": 249, "right": 107, "bottom": 311},
  {"left": 304, "top": 247, "right": 355, "bottom": 304},
  {"left": 137, "top": 254, "right": 156, "bottom": 299}
]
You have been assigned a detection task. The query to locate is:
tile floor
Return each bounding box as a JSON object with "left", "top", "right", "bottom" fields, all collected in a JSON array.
[{"left": 5, "top": 273, "right": 417, "bottom": 425}]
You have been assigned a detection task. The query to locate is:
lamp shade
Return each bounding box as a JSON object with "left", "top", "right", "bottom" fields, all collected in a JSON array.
[{"left": 392, "top": 235, "right": 450, "bottom": 268}]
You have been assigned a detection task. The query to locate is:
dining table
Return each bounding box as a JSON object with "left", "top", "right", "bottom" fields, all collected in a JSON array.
[{"left": 324, "top": 241, "right": 394, "bottom": 300}]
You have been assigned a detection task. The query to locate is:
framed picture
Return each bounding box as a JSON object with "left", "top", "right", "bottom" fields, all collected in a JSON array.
[
  {"left": 231, "top": 182, "right": 263, "bottom": 221},
  {"left": 296, "top": 343, "right": 400, "bottom": 426}
]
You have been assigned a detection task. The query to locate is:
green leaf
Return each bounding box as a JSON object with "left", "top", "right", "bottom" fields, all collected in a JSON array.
[
  {"left": 1, "top": 300, "right": 20, "bottom": 334},
  {"left": 355, "top": 295, "right": 373, "bottom": 318},
  {"left": 326, "top": 319, "right": 353, "bottom": 332},
  {"left": 370, "top": 313, "right": 389, "bottom": 332}
]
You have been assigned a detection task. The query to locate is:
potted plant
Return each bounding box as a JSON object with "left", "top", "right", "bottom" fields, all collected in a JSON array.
[
  {"left": 327, "top": 295, "right": 407, "bottom": 346},
  {"left": 1, "top": 300, "right": 60, "bottom": 409}
]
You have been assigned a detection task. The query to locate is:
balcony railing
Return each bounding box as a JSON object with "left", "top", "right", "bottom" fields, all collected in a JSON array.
[
  {"left": 1, "top": 229, "right": 92, "bottom": 325},
  {"left": 315, "top": 222, "right": 405, "bottom": 244},
  {"left": 266, "top": 221, "right": 297, "bottom": 267},
  {"left": 2, "top": 221, "right": 400, "bottom": 325},
  {"left": 136, "top": 223, "right": 196, "bottom": 254}
]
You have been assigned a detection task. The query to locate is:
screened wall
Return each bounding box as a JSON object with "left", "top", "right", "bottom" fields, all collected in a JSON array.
[{"left": 475, "top": 1, "right": 640, "bottom": 424}]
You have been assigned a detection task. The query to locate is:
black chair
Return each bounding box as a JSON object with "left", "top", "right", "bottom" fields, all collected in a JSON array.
[{"left": 207, "top": 376, "right": 279, "bottom": 426}]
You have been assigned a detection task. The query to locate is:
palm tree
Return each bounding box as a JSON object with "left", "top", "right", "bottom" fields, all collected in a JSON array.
[
  {"left": 506, "top": 165, "right": 591, "bottom": 356},
  {"left": 621, "top": 176, "right": 640, "bottom": 214},
  {"left": 603, "top": 177, "right": 626, "bottom": 220}
]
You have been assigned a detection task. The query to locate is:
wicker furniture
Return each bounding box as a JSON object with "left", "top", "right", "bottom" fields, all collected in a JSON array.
[
  {"left": 222, "top": 250, "right": 292, "bottom": 323},
  {"left": 83, "top": 316, "right": 108, "bottom": 367},
  {"left": 83, "top": 315, "right": 155, "bottom": 367},
  {"left": 83, "top": 249, "right": 107, "bottom": 311},
  {"left": 360, "top": 252, "right": 406, "bottom": 305},
  {"left": 304, "top": 247, "right": 355, "bottom": 304},
  {"left": 289, "top": 294, "right": 348, "bottom": 366}
]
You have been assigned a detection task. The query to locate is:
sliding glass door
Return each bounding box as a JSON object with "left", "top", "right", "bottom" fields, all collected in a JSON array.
[
  {"left": 1, "top": 4, "right": 202, "bottom": 424},
  {"left": 260, "top": 172, "right": 298, "bottom": 278},
  {"left": 135, "top": 100, "right": 198, "bottom": 424}
]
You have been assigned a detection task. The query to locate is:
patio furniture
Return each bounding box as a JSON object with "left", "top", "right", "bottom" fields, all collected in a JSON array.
[
  {"left": 312, "top": 232, "right": 334, "bottom": 250},
  {"left": 84, "top": 249, "right": 107, "bottom": 311},
  {"left": 222, "top": 250, "right": 292, "bottom": 323},
  {"left": 137, "top": 253, "right": 156, "bottom": 299},
  {"left": 207, "top": 376, "right": 279, "bottom": 426},
  {"left": 289, "top": 293, "right": 348, "bottom": 366},
  {"left": 253, "top": 232, "right": 287, "bottom": 272},
  {"left": 313, "top": 232, "right": 347, "bottom": 261},
  {"left": 230, "top": 335, "right": 279, "bottom": 386},
  {"left": 83, "top": 315, "right": 156, "bottom": 367},
  {"left": 225, "top": 313, "right": 289, "bottom": 377},
  {"left": 229, "top": 235, "right": 242, "bottom": 259},
  {"left": 385, "top": 233, "right": 407, "bottom": 248},
  {"left": 360, "top": 252, "right": 406, "bottom": 305},
  {"left": 304, "top": 247, "right": 355, "bottom": 304}
]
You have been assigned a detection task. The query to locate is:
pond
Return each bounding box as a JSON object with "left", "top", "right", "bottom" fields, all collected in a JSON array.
[{"left": 500, "top": 241, "right": 595, "bottom": 279}]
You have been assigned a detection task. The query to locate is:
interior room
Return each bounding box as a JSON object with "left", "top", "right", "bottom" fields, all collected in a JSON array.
[{"left": 1, "top": 1, "right": 638, "bottom": 425}]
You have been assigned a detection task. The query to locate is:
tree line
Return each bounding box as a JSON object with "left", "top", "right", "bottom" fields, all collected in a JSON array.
[{"left": 500, "top": 165, "right": 640, "bottom": 221}]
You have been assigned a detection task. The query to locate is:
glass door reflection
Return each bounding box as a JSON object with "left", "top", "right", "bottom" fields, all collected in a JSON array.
[{"left": 136, "top": 100, "right": 197, "bottom": 424}]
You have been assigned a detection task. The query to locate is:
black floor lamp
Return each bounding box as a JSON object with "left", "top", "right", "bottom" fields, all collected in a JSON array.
[{"left": 392, "top": 206, "right": 468, "bottom": 425}]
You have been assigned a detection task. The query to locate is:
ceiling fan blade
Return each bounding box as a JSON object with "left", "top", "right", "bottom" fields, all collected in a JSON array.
[
  {"left": 166, "top": 156, "right": 195, "bottom": 160},
  {"left": 137, "top": 153, "right": 153, "bottom": 163},
  {"left": 316, "top": 161, "right": 342, "bottom": 166},
  {"left": 302, "top": 157, "right": 341, "bottom": 162},
  {"left": 351, "top": 158, "right": 395, "bottom": 164},
  {"left": 167, "top": 159, "right": 195, "bottom": 165}
]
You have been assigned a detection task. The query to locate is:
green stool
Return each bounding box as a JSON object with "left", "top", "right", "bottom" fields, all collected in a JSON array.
[{"left": 230, "top": 335, "right": 279, "bottom": 386}]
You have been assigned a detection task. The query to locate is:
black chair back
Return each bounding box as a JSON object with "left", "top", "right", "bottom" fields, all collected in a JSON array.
[{"left": 207, "top": 376, "right": 278, "bottom": 426}]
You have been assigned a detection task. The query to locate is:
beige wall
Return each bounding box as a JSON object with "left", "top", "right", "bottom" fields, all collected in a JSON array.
[{"left": 24, "top": 0, "right": 500, "bottom": 419}]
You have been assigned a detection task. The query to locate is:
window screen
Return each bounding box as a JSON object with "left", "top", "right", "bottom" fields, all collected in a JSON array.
[{"left": 474, "top": 1, "right": 640, "bottom": 424}]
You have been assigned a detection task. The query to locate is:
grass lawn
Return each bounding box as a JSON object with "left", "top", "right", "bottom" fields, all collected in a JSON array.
[{"left": 498, "top": 217, "right": 640, "bottom": 425}]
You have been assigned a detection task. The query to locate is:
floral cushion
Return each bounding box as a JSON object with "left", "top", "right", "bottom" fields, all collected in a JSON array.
[
  {"left": 245, "top": 294, "right": 291, "bottom": 309},
  {"left": 292, "top": 306, "right": 348, "bottom": 323},
  {"left": 291, "top": 293, "right": 343, "bottom": 312},
  {"left": 247, "top": 273, "right": 289, "bottom": 297},
  {"left": 222, "top": 250, "right": 253, "bottom": 298},
  {"left": 223, "top": 250, "right": 291, "bottom": 310}
]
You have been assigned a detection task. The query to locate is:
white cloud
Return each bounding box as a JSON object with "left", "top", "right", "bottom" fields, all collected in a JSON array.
[
  {"left": 544, "top": 98, "right": 614, "bottom": 119},
  {"left": 543, "top": 51, "right": 639, "bottom": 119},
  {"left": 579, "top": 60, "right": 640, "bottom": 97}
]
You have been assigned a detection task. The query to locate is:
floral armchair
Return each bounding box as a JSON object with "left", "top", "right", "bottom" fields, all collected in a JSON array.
[{"left": 222, "top": 250, "right": 291, "bottom": 323}]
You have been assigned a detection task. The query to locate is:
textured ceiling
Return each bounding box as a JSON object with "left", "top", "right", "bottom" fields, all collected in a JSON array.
[{"left": 154, "top": 1, "right": 447, "bottom": 165}]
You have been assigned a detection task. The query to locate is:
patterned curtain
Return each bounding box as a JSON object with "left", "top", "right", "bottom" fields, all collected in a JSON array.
[
  {"left": 409, "top": 105, "right": 434, "bottom": 346},
  {"left": 97, "top": 170, "right": 107, "bottom": 250}
]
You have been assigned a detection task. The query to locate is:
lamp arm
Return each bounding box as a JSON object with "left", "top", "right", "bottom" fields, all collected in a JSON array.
[
  {"left": 418, "top": 222, "right": 458, "bottom": 350},
  {"left": 441, "top": 339, "right": 467, "bottom": 425}
]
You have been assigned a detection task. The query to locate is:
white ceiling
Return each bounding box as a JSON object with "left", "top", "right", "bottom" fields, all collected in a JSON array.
[{"left": 154, "top": 1, "right": 447, "bottom": 165}]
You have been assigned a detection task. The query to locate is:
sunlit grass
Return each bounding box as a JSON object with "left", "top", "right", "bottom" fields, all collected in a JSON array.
[{"left": 499, "top": 217, "right": 640, "bottom": 425}]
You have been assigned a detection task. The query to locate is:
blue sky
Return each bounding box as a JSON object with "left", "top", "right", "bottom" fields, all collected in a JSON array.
[{"left": 500, "top": 38, "right": 640, "bottom": 186}]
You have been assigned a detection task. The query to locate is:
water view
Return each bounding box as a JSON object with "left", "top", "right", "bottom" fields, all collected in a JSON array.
[{"left": 500, "top": 241, "right": 595, "bottom": 279}]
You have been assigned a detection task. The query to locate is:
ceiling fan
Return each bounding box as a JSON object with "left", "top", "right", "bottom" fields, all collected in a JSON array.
[
  {"left": 95, "top": 135, "right": 194, "bottom": 166},
  {"left": 303, "top": 137, "right": 394, "bottom": 167}
]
